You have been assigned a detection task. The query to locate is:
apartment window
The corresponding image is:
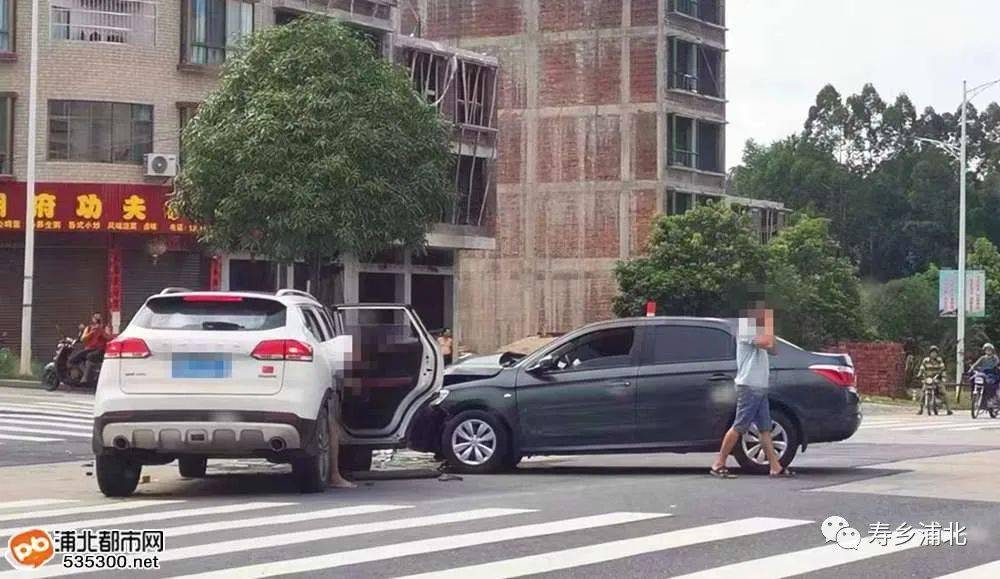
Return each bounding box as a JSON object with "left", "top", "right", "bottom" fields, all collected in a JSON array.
[
  {"left": 669, "top": 115, "right": 723, "bottom": 173},
  {"left": 0, "top": 0, "right": 11, "bottom": 51},
  {"left": 670, "top": 0, "right": 723, "bottom": 25},
  {"left": 456, "top": 62, "right": 494, "bottom": 128},
  {"left": 48, "top": 100, "right": 153, "bottom": 164},
  {"left": 1, "top": 96, "right": 12, "bottom": 174},
  {"left": 670, "top": 115, "right": 695, "bottom": 168},
  {"left": 50, "top": 0, "right": 158, "bottom": 46},
  {"left": 667, "top": 191, "right": 693, "bottom": 216},
  {"left": 669, "top": 38, "right": 723, "bottom": 98},
  {"left": 183, "top": 0, "right": 253, "bottom": 65}
]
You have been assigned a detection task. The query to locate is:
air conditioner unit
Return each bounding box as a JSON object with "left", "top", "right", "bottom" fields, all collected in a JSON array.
[{"left": 144, "top": 153, "right": 178, "bottom": 178}]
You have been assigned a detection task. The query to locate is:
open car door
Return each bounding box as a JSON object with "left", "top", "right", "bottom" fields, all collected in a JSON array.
[{"left": 330, "top": 304, "right": 443, "bottom": 445}]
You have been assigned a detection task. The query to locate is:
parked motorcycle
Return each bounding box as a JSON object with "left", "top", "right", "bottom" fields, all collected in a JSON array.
[
  {"left": 41, "top": 326, "right": 101, "bottom": 392},
  {"left": 969, "top": 369, "right": 999, "bottom": 419}
]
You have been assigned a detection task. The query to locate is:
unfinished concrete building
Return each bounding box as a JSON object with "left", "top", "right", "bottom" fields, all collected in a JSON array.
[{"left": 401, "top": 0, "right": 781, "bottom": 352}]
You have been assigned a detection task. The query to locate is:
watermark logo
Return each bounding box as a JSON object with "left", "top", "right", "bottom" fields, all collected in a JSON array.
[
  {"left": 835, "top": 527, "right": 863, "bottom": 550},
  {"left": 820, "top": 515, "right": 967, "bottom": 549},
  {"left": 821, "top": 515, "right": 850, "bottom": 543},
  {"left": 6, "top": 529, "right": 55, "bottom": 569}
]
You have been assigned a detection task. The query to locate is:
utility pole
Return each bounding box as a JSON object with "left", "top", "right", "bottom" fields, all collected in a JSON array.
[
  {"left": 915, "top": 78, "right": 1000, "bottom": 398},
  {"left": 19, "top": 0, "right": 41, "bottom": 376},
  {"left": 956, "top": 80, "right": 968, "bottom": 393}
]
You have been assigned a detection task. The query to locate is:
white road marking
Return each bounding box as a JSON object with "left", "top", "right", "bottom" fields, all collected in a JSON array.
[
  {"left": 889, "top": 423, "right": 975, "bottom": 432},
  {"left": 0, "top": 434, "right": 62, "bottom": 442},
  {"left": 671, "top": 530, "right": 937, "bottom": 578},
  {"left": 952, "top": 424, "right": 1000, "bottom": 431},
  {"left": 0, "top": 419, "right": 91, "bottom": 431},
  {"left": 935, "top": 560, "right": 1000, "bottom": 578},
  {"left": 25, "top": 402, "right": 94, "bottom": 412},
  {"left": 0, "top": 500, "right": 184, "bottom": 523},
  {"left": 167, "top": 511, "right": 668, "bottom": 579},
  {"left": 0, "top": 413, "right": 92, "bottom": 425},
  {"left": 163, "top": 504, "right": 414, "bottom": 537},
  {"left": 0, "top": 426, "right": 90, "bottom": 439},
  {"left": 0, "top": 499, "right": 78, "bottom": 510},
  {"left": 0, "top": 405, "right": 92, "bottom": 419},
  {"left": 397, "top": 517, "right": 810, "bottom": 579},
  {"left": 0, "top": 502, "right": 295, "bottom": 538},
  {"left": 0, "top": 508, "right": 535, "bottom": 579}
]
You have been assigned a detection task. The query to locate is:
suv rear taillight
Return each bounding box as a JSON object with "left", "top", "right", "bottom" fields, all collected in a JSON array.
[
  {"left": 251, "top": 340, "right": 313, "bottom": 362},
  {"left": 810, "top": 364, "right": 855, "bottom": 388},
  {"left": 105, "top": 338, "right": 151, "bottom": 359}
]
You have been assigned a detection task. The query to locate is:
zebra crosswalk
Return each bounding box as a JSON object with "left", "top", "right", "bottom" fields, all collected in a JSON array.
[
  {"left": 859, "top": 413, "right": 1000, "bottom": 433},
  {"left": 0, "top": 393, "right": 93, "bottom": 444},
  {"left": 0, "top": 496, "right": 993, "bottom": 578}
]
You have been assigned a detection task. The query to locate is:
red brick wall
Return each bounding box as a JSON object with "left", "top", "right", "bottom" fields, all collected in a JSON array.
[
  {"left": 828, "top": 342, "right": 906, "bottom": 397},
  {"left": 539, "top": 39, "right": 622, "bottom": 106},
  {"left": 630, "top": 37, "right": 658, "bottom": 103},
  {"left": 539, "top": 0, "right": 622, "bottom": 32},
  {"left": 631, "top": 0, "right": 659, "bottom": 26},
  {"left": 425, "top": 0, "right": 524, "bottom": 38}
]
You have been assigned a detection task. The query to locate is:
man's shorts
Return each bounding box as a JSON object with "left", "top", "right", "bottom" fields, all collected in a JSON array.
[{"left": 732, "top": 386, "right": 772, "bottom": 434}]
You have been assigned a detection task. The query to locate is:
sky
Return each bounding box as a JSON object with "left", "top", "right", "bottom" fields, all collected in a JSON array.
[{"left": 726, "top": 0, "right": 1000, "bottom": 169}]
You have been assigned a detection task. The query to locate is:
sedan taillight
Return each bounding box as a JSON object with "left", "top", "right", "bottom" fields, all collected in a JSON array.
[
  {"left": 251, "top": 340, "right": 313, "bottom": 362},
  {"left": 105, "top": 338, "right": 151, "bottom": 359},
  {"left": 810, "top": 364, "right": 855, "bottom": 387}
]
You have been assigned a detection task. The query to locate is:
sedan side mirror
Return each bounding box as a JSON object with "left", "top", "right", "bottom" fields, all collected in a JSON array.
[{"left": 527, "top": 354, "right": 557, "bottom": 374}]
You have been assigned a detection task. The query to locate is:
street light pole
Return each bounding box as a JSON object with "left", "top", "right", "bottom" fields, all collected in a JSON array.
[
  {"left": 19, "top": 0, "right": 41, "bottom": 376},
  {"left": 956, "top": 81, "right": 968, "bottom": 392}
]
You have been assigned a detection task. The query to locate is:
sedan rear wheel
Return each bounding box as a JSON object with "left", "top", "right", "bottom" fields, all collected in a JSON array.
[
  {"left": 733, "top": 409, "right": 799, "bottom": 475},
  {"left": 442, "top": 410, "right": 510, "bottom": 474}
]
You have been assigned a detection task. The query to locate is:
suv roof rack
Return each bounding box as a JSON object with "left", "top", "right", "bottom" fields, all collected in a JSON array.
[
  {"left": 275, "top": 289, "right": 318, "bottom": 301},
  {"left": 159, "top": 287, "right": 193, "bottom": 295}
]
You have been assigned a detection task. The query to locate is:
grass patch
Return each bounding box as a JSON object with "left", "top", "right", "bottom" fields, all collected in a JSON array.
[{"left": 0, "top": 350, "right": 43, "bottom": 379}]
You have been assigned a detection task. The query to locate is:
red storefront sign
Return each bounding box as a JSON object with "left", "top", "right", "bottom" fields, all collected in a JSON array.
[{"left": 0, "top": 182, "right": 201, "bottom": 235}]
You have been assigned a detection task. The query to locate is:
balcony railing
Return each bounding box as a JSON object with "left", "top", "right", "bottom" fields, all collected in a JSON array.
[
  {"left": 50, "top": 0, "right": 158, "bottom": 46},
  {"left": 670, "top": 0, "right": 723, "bottom": 25},
  {"left": 671, "top": 149, "right": 698, "bottom": 168},
  {"left": 670, "top": 71, "right": 698, "bottom": 92}
]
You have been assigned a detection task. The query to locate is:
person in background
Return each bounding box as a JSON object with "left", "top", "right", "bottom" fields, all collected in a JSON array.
[
  {"left": 970, "top": 342, "right": 1000, "bottom": 406},
  {"left": 438, "top": 329, "right": 454, "bottom": 366},
  {"left": 710, "top": 305, "right": 793, "bottom": 478},
  {"left": 916, "top": 345, "right": 952, "bottom": 415},
  {"left": 69, "top": 312, "right": 112, "bottom": 376}
]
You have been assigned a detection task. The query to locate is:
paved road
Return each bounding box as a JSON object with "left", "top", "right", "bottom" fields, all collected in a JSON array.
[
  {"left": 1, "top": 386, "right": 999, "bottom": 577},
  {"left": 0, "top": 388, "right": 93, "bottom": 466}
]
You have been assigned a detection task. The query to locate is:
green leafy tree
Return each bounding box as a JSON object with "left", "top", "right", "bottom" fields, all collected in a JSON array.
[
  {"left": 174, "top": 17, "right": 453, "bottom": 290},
  {"left": 765, "top": 215, "right": 867, "bottom": 349},
  {"left": 968, "top": 237, "right": 1000, "bottom": 342},
  {"left": 612, "top": 204, "right": 766, "bottom": 318},
  {"left": 866, "top": 266, "right": 949, "bottom": 350}
]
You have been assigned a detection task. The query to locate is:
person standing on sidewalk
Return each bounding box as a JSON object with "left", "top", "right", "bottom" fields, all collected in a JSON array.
[
  {"left": 710, "top": 306, "right": 793, "bottom": 478},
  {"left": 438, "top": 329, "right": 454, "bottom": 366}
]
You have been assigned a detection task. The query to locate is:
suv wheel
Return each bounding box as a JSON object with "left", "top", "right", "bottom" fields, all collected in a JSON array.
[
  {"left": 96, "top": 454, "right": 142, "bottom": 498},
  {"left": 178, "top": 456, "right": 208, "bottom": 478},
  {"left": 442, "top": 410, "right": 511, "bottom": 474},
  {"left": 732, "top": 408, "right": 800, "bottom": 475},
  {"left": 292, "top": 406, "right": 331, "bottom": 493}
]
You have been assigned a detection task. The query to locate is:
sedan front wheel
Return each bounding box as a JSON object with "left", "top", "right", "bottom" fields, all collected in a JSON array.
[{"left": 442, "top": 410, "right": 511, "bottom": 474}]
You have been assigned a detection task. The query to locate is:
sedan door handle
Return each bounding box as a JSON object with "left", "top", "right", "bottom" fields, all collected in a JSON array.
[
  {"left": 607, "top": 381, "right": 632, "bottom": 388},
  {"left": 709, "top": 374, "right": 733, "bottom": 382}
]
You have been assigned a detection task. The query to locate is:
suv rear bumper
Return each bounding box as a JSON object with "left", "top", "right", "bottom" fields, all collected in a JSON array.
[{"left": 93, "top": 410, "right": 319, "bottom": 457}]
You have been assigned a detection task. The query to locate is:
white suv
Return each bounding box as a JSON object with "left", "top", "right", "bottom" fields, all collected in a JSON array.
[{"left": 93, "top": 289, "right": 442, "bottom": 497}]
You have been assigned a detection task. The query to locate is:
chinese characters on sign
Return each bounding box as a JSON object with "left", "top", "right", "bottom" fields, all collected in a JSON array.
[
  {"left": 939, "top": 270, "right": 986, "bottom": 318},
  {"left": 0, "top": 182, "right": 199, "bottom": 234}
]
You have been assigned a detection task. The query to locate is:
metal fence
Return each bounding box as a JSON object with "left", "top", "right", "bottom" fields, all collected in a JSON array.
[{"left": 50, "top": 0, "right": 158, "bottom": 47}]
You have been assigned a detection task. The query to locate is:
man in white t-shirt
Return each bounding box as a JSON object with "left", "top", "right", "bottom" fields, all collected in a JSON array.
[{"left": 710, "top": 306, "right": 793, "bottom": 478}]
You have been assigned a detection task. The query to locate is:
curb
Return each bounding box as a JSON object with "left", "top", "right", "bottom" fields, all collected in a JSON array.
[{"left": 0, "top": 379, "right": 42, "bottom": 390}]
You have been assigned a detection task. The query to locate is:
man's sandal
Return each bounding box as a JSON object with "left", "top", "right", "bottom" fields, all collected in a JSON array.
[{"left": 709, "top": 466, "right": 737, "bottom": 479}]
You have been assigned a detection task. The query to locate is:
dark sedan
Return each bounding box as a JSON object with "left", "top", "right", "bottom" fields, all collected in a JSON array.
[{"left": 409, "top": 316, "right": 862, "bottom": 474}]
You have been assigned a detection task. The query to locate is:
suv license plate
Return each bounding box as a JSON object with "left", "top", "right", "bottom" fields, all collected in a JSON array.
[{"left": 172, "top": 354, "right": 232, "bottom": 379}]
